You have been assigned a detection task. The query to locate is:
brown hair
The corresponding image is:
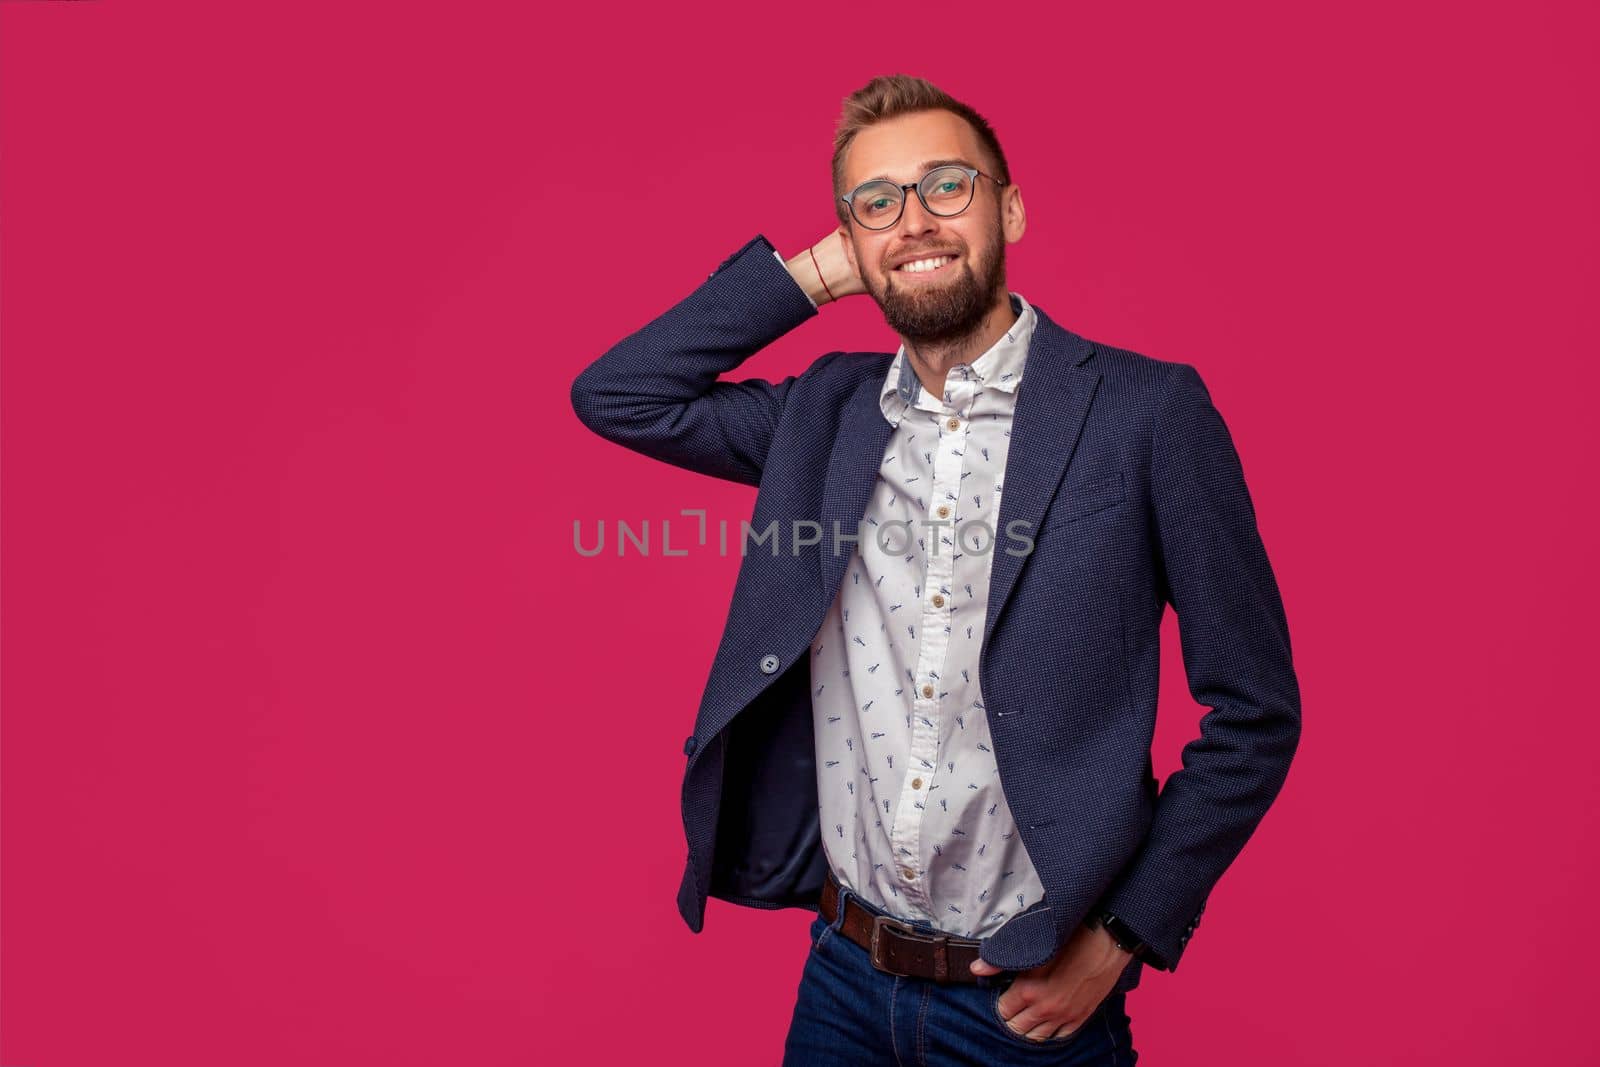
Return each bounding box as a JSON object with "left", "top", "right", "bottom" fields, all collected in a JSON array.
[{"left": 831, "top": 74, "right": 1012, "bottom": 227}]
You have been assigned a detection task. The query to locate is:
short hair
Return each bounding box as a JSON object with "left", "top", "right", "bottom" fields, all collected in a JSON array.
[{"left": 831, "top": 74, "right": 1012, "bottom": 227}]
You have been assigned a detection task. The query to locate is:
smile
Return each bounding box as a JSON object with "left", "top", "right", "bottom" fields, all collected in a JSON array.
[{"left": 893, "top": 254, "right": 958, "bottom": 279}]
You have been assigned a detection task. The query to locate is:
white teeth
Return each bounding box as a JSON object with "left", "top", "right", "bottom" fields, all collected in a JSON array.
[{"left": 897, "top": 255, "right": 955, "bottom": 273}]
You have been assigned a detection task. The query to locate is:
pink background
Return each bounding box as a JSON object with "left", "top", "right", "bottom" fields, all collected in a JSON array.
[{"left": 3, "top": 2, "right": 1596, "bottom": 1064}]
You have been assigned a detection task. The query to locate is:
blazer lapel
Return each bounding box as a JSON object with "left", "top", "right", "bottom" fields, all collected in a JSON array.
[
  {"left": 984, "top": 306, "right": 1100, "bottom": 636},
  {"left": 819, "top": 371, "right": 896, "bottom": 602}
]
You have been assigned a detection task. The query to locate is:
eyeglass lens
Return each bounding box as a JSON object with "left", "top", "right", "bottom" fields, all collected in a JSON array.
[{"left": 850, "top": 167, "right": 975, "bottom": 229}]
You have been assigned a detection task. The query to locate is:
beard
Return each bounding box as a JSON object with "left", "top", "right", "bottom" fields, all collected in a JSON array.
[{"left": 869, "top": 224, "right": 1007, "bottom": 346}]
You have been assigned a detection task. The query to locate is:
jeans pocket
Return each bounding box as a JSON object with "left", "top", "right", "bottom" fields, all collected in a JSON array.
[
  {"left": 986, "top": 978, "right": 1099, "bottom": 1050},
  {"left": 808, "top": 913, "right": 836, "bottom": 952}
]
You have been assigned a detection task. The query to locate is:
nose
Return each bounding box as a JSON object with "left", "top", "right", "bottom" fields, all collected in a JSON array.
[{"left": 896, "top": 190, "right": 941, "bottom": 237}]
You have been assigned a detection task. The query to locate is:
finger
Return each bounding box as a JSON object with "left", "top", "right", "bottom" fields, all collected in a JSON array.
[
  {"left": 1005, "top": 993, "right": 1079, "bottom": 1041},
  {"left": 1047, "top": 1020, "right": 1083, "bottom": 1040},
  {"left": 1001, "top": 1000, "right": 1048, "bottom": 1037},
  {"left": 1027, "top": 1019, "right": 1069, "bottom": 1041}
]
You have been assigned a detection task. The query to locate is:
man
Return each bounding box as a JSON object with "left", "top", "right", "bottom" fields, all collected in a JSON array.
[{"left": 570, "top": 74, "right": 1300, "bottom": 1066}]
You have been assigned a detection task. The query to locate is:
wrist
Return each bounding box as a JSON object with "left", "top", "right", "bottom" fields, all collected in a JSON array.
[
  {"left": 1086, "top": 910, "right": 1149, "bottom": 963},
  {"left": 784, "top": 250, "right": 833, "bottom": 306}
]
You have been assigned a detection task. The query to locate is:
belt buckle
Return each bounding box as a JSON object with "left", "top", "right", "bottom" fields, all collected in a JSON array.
[{"left": 869, "top": 913, "right": 941, "bottom": 976}]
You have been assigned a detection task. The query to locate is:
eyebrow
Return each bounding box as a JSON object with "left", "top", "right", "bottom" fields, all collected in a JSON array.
[{"left": 861, "top": 158, "right": 977, "bottom": 184}]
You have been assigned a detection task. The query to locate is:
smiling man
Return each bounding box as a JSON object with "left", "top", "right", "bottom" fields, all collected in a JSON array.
[{"left": 570, "top": 75, "right": 1301, "bottom": 1066}]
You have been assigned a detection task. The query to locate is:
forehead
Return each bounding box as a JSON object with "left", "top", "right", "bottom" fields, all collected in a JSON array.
[{"left": 844, "top": 109, "right": 986, "bottom": 187}]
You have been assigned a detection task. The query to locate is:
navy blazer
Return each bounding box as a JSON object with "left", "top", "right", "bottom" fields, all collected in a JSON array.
[{"left": 570, "top": 234, "right": 1301, "bottom": 991}]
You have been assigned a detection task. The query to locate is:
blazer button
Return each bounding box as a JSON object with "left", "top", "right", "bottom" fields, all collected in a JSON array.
[
  {"left": 758, "top": 653, "right": 780, "bottom": 674},
  {"left": 683, "top": 735, "right": 698, "bottom": 756}
]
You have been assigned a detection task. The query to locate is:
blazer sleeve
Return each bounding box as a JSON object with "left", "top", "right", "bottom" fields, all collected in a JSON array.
[
  {"left": 1093, "top": 361, "right": 1302, "bottom": 972},
  {"left": 569, "top": 233, "right": 828, "bottom": 487}
]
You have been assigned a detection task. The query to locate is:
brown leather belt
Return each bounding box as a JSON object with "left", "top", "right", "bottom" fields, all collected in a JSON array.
[{"left": 819, "top": 869, "right": 986, "bottom": 984}]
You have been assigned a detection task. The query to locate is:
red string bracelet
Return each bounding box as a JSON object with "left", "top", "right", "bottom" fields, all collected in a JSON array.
[{"left": 807, "top": 246, "right": 836, "bottom": 304}]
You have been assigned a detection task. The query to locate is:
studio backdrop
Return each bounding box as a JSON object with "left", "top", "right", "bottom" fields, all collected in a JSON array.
[{"left": 3, "top": 2, "right": 1596, "bottom": 1065}]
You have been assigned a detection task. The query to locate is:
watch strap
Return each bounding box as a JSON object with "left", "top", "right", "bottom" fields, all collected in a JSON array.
[{"left": 1092, "top": 910, "right": 1151, "bottom": 961}]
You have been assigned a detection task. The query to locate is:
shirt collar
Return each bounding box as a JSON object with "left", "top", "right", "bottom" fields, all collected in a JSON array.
[{"left": 879, "top": 292, "right": 1036, "bottom": 426}]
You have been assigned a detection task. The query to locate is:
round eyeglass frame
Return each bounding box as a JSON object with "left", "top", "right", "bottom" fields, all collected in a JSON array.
[{"left": 840, "top": 165, "right": 1007, "bottom": 230}]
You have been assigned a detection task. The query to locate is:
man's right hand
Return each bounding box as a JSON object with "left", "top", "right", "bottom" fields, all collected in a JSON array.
[{"left": 784, "top": 228, "right": 867, "bottom": 306}]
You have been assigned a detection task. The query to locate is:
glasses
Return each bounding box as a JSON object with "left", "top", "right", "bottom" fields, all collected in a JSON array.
[{"left": 840, "top": 165, "right": 1006, "bottom": 230}]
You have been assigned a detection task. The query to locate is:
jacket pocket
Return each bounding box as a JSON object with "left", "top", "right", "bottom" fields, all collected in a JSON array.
[{"left": 1039, "top": 470, "right": 1125, "bottom": 532}]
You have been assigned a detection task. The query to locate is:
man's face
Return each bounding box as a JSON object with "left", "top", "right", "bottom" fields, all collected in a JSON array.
[{"left": 838, "top": 109, "right": 1024, "bottom": 346}]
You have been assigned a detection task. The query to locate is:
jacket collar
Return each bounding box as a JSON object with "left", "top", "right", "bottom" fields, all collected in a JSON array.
[{"left": 879, "top": 292, "right": 1035, "bottom": 425}]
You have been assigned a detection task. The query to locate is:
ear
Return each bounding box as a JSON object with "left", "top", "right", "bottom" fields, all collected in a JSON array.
[{"left": 1003, "top": 184, "right": 1026, "bottom": 244}]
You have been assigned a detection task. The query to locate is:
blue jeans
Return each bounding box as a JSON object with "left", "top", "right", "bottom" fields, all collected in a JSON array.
[{"left": 782, "top": 900, "right": 1138, "bottom": 1067}]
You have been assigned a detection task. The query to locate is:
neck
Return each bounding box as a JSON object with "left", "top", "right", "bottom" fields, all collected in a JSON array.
[{"left": 903, "top": 292, "right": 1018, "bottom": 401}]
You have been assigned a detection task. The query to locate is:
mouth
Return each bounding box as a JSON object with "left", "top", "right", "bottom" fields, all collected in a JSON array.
[{"left": 891, "top": 253, "right": 959, "bottom": 281}]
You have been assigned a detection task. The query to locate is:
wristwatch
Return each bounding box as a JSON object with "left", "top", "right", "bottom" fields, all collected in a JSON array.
[{"left": 1089, "top": 910, "right": 1152, "bottom": 962}]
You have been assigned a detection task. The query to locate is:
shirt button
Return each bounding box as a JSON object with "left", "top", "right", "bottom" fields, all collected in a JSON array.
[
  {"left": 931, "top": 594, "right": 945, "bottom": 607},
  {"left": 902, "top": 867, "right": 916, "bottom": 880},
  {"left": 921, "top": 684, "right": 934, "bottom": 698},
  {"left": 946, "top": 417, "right": 960, "bottom": 430},
  {"left": 936, "top": 505, "right": 950, "bottom": 518},
  {"left": 758, "top": 653, "right": 780, "bottom": 674},
  {"left": 911, "top": 777, "right": 923, "bottom": 789}
]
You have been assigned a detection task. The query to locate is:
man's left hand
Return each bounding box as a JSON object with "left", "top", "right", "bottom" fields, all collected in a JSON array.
[{"left": 970, "top": 922, "right": 1131, "bottom": 1041}]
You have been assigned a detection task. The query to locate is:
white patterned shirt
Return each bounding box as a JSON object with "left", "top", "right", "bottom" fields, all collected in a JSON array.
[{"left": 809, "top": 291, "right": 1048, "bottom": 938}]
